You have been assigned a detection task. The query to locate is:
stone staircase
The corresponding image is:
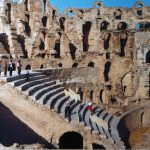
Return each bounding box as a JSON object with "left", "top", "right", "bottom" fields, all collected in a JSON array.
[{"left": 3, "top": 71, "right": 124, "bottom": 147}]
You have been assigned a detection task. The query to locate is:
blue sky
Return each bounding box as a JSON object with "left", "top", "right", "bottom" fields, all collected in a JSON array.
[{"left": 50, "top": 0, "right": 150, "bottom": 13}]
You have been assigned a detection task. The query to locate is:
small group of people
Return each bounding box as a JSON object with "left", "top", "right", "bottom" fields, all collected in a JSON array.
[{"left": 0, "top": 60, "right": 22, "bottom": 76}]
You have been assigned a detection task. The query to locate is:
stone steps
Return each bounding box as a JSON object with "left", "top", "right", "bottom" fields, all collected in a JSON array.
[{"left": 3, "top": 72, "right": 118, "bottom": 144}]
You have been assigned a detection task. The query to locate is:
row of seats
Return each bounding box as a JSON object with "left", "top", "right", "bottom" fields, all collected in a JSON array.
[{"left": 5, "top": 72, "right": 120, "bottom": 144}]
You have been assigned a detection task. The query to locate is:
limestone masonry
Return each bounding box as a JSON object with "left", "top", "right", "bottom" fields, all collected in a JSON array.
[{"left": 0, "top": 0, "right": 150, "bottom": 149}]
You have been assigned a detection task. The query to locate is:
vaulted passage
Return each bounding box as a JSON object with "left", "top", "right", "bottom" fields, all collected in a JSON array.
[
  {"left": 104, "top": 33, "right": 111, "bottom": 50},
  {"left": 72, "top": 63, "right": 78, "bottom": 67},
  {"left": 42, "top": 16, "right": 47, "bottom": 27},
  {"left": 88, "top": 62, "right": 94, "bottom": 67},
  {"left": 117, "top": 22, "right": 128, "bottom": 30},
  {"left": 100, "top": 21, "right": 109, "bottom": 30},
  {"left": 82, "top": 21, "right": 92, "bottom": 52},
  {"left": 6, "top": 3, "right": 11, "bottom": 24},
  {"left": 120, "top": 34, "right": 128, "bottom": 57},
  {"left": 146, "top": 51, "right": 150, "bottom": 63},
  {"left": 59, "top": 132, "right": 83, "bottom": 149},
  {"left": 59, "top": 17, "right": 65, "bottom": 31},
  {"left": 69, "top": 43, "right": 76, "bottom": 60},
  {"left": 54, "top": 42, "right": 60, "bottom": 58},
  {"left": 104, "top": 61, "right": 111, "bottom": 82}
]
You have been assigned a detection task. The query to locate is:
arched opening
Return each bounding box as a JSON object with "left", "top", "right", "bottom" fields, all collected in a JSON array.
[
  {"left": 88, "top": 62, "right": 94, "bottom": 67},
  {"left": 52, "top": 10, "right": 56, "bottom": 19},
  {"left": 59, "top": 17, "right": 65, "bottom": 31},
  {"left": 103, "top": 61, "right": 111, "bottom": 82},
  {"left": 24, "top": 14, "right": 31, "bottom": 36},
  {"left": 90, "top": 90, "right": 93, "bottom": 100},
  {"left": 67, "top": 11, "right": 73, "bottom": 18},
  {"left": 106, "top": 52, "right": 110, "bottom": 59},
  {"left": 59, "top": 131, "right": 83, "bottom": 149},
  {"left": 114, "top": 9, "right": 122, "bottom": 19},
  {"left": 54, "top": 42, "right": 60, "bottom": 58},
  {"left": 43, "top": 0, "right": 46, "bottom": 12},
  {"left": 137, "top": 4, "right": 143, "bottom": 18},
  {"left": 100, "top": 21, "right": 109, "bottom": 31},
  {"left": 144, "top": 22, "right": 150, "bottom": 29},
  {"left": 82, "top": 21, "right": 92, "bottom": 52},
  {"left": 42, "top": 16, "right": 47, "bottom": 27},
  {"left": 58, "top": 63, "right": 63, "bottom": 67},
  {"left": 6, "top": 3, "right": 11, "bottom": 24},
  {"left": 146, "top": 51, "right": 150, "bottom": 63},
  {"left": 69, "top": 43, "right": 76, "bottom": 60},
  {"left": 120, "top": 33, "right": 128, "bottom": 57},
  {"left": 24, "top": 0, "right": 28, "bottom": 11},
  {"left": 141, "top": 112, "right": 144, "bottom": 125},
  {"left": 72, "top": 63, "right": 78, "bottom": 68},
  {"left": 104, "top": 33, "right": 111, "bottom": 50},
  {"left": 117, "top": 22, "right": 128, "bottom": 30},
  {"left": 99, "top": 90, "right": 104, "bottom": 103},
  {"left": 92, "top": 143, "right": 106, "bottom": 149},
  {"left": 96, "top": 3, "right": 101, "bottom": 8},
  {"left": 39, "top": 39, "right": 45, "bottom": 50}
]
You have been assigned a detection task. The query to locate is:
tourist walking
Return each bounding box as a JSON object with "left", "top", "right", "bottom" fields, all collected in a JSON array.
[
  {"left": 8, "top": 60, "right": 13, "bottom": 76},
  {"left": 87, "top": 101, "right": 93, "bottom": 116},
  {"left": 4, "top": 61, "right": 8, "bottom": 76},
  {"left": 0, "top": 60, "right": 2, "bottom": 75},
  {"left": 17, "top": 60, "right": 22, "bottom": 75}
]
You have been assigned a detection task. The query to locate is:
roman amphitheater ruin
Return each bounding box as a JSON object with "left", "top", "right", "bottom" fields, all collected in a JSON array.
[{"left": 0, "top": 0, "right": 150, "bottom": 149}]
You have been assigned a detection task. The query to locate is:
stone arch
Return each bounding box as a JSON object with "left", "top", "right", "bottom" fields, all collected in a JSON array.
[
  {"left": 93, "top": 1, "right": 103, "bottom": 8},
  {"left": 6, "top": 3, "right": 11, "bottom": 24},
  {"left": 114, "top": 9, "right": 122, "bottom": 19},
  {"left": 146, "top": 51, "right": 150, "bottom": 63},
  {"left": 92, "top": 143, "right": 106, "bottom": 149},
  {"left": 59, "top": 17, "right": 65, "bottom": 31},
  {"left": 104, "top": 33, "right": 111, "bottom": 50},
  {"left": 104, "top": 61, "right": 111, "bottom": 82},
  {"left": 88, "top": 62, "right": 94, "bottom": 67},
  {"left": 120, "top": 33, "right": 128, "bottom": 57},
  {"left": 39, "top": 32, "right": 46, "bottom": 50},
  {"left": 90, "top": 90, "right": 93, "bottom": 100},
  {"left": 42, "top": 16, "right": 47, "bottom": 27},
  {"left": 24, "top": 0, "right": 28, "bottom": 11},
  {"left": 141, "top": 112, "right": 144, "bottom": 125},
  {"left": 72, "top": 63, "right": 78, "bottom": 68},
  {"left": 67, "top": 10, "right": 73, "bottom": 18},
  {"left": 69, "top": 43, "right": 76, "bottom": 60},
  {"left": 136, "top": 3, "right": 143, "bottom": 18},
  {"left": 52, "top": 9, "right": 56, "bottom": 19},
  {"left": 59, "top": 131, "right": 83, "bottom": 149},
  {"left": 106, "top": 52, "right": 110, "bottom": 59},
  {"left": 24, "top": 14, "right": 31, "bottom": 36},
  {"left": 58, "top": 63, "right": 63, "bottom": 67},
  {"left": 82, "top": 21, "right": 92, "bottom": 52},
  {"left": 117, "top": 22, "right": 128, "bottom": 30},
  {"left": 100, "top": 21, "right": 109, "bottom": 31}
]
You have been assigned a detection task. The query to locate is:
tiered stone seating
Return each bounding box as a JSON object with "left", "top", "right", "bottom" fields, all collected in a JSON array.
[{"left": 3, "top": 72, "right": 119, "bottom": 144}]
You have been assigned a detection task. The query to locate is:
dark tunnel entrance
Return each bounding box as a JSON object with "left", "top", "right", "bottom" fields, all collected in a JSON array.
[
  {"left": 59, "top": 131, "right": 83, "bottom": 149},
  {"left": 82, "top": 21, "right": 92, "bottom": 52},
  {"left": 92, "top": 143, "right": 106, "bottom": 149}
]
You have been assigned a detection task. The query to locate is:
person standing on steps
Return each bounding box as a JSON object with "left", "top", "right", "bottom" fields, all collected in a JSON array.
[
  {"left": 65, "top": 98, "right": 71, "bottom": 122},
  {"left": 8, "top": 60, "right": 13, "bottom": 76},
  {"left": 17, "top": 60, "right": 22, "bottom": 75},
  {"left": 25, "top": 64, "right": 31, "bottom": 82},
  {"left": 4, "top": 61, "right": 8, "bottom": 76},
  {"left": 87, "top": 101, "right": 93, "bottom": 116}
]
